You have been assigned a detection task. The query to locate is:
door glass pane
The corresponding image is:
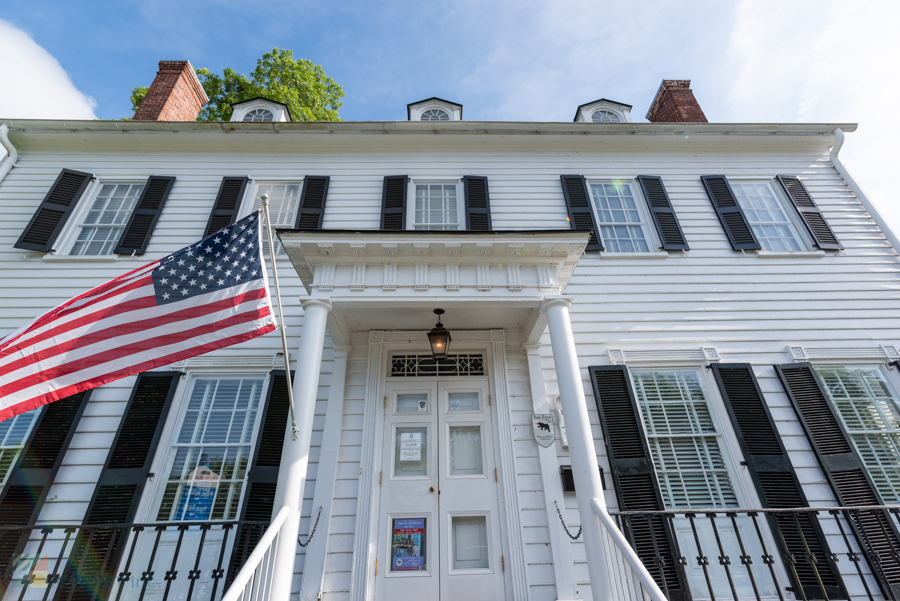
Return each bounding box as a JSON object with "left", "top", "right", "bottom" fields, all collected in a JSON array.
[
  {"left": 391, "top": 518, "right": 427, "bottom": 571},
  {"left": 452, "top": 516, "right": 489, "bottom": 569},
  {"left": 448, "top": 392, "right": 479, "bottom": 411},
  {"left": 449, "top": 426, "right": 483, "bottom": 475},
  {"left": 395, "top": 427, "right": 428, "bottom": 476},
  {"left": 397, "top": 393, "right": 428, "bottom": 413}
]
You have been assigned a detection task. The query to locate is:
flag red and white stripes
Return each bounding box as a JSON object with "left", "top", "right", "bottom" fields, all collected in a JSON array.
[{"left": 0, "top": 212, "right": 276, "bottom": 421}]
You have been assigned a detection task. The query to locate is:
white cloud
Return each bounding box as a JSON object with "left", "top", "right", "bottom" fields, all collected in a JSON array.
[{"left": 0, "top": 19, "right": 98, "bottom": 119}]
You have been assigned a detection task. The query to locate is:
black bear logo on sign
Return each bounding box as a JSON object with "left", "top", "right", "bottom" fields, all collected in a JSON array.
[{"left": 536, "top": 421, "right": 550, "bottom": 432}]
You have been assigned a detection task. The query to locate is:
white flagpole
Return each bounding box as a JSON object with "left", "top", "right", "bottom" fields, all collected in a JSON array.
[{"left": 259, "top": 195, "right": 298, "bottom": 440}]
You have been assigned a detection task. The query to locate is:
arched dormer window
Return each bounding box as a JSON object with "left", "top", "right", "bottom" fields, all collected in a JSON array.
[
  {"left": 421, "top": 108, "right": 450, "bottom": 121},
  {"left": 243, "top": 108, "right": 275, "bottom": 122},
  {"left": 591, "top": 109, "right": 622, "bottom": 123}
]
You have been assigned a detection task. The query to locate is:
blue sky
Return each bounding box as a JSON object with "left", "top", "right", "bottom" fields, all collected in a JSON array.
[{"left": 1, "top": 0, "right": 898, "bottom": 229}]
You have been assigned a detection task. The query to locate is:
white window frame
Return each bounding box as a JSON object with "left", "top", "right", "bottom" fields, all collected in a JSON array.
[
  {"left": 727, "top": 177, "right": 812, "bottom": 252},
  {"left": 586, "top": 178, "right": 658, "bottom": 253},
  {"left": 239, "top": 179, "right": 305, "bottom": 255},
  {"left": 138, "top": 370, "right": 272, "bottom": 524},
  {"left": 55, "top": 178, "right": 145, "bottom": 256},
  {"left": 0, "top": 407, "right": 43, "bottom": 487},
  {"left": 406, "top": 178, "right": 464, "bottom": 231},
  {"left": 815, "top": 363, "right": 900, "bottom": 503},
  {"left": 590, "top": 109, "right": 622, "bottom": 123}
]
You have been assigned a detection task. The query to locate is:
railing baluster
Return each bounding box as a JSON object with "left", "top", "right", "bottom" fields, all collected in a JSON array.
[
  {"left": 161, "top": 524, "right": 188, "bottom": 601},
  {"left": 687, "top": 512, "right": 716, "bottom": 601},
  {"left": 138, "top": 525, "right": 165, "bottom": 601},
  {"left": 97, "top": 526, "right": 123, "bottom": 600},
  {"left": 789, "top": 511, "right": 829, "bottom": 601},
  {"left": 42, "top": 527, "right": 73, "bottom": 601},
  {"left": 830, "top": 509, "right": 875, "bottom": 601},
  {"left": 17, "top": 526, "right": 51, "bottom": 601},
  {"left": 727, "top": 512, "right": 761, "bottom": 601},
  {"left": 644, "top": 514, "right": 670, "bottom": 600},
  {"left": 208, "top": 523, "right": 233, "bottom": 601},
  {"left": 748, "top": 512, "right": 784, "bottom": 601},
  {"left": 707, "top": 512, "right": 739, "bottom": 601},
  {"left": 115, "top": 526, "right": 144, "bottom": 601},
  {"left": 185, "top": 524, "right": 210, "bottom": 601},
  {"left": 67, "top": 527, "right": 96, "bottom": 601}
]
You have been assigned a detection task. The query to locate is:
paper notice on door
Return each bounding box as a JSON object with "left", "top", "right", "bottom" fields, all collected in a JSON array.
[
  {"left": 392, "top": 518, "right": 426, "bottom": 571},
  {"left": 399, "top": 432, "right": 422, "bottom": 462}
]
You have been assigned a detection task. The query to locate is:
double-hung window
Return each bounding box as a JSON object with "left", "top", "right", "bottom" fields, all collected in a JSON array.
[
  {"left": 588, "top": 180, "right": 654, "bottom": 252},
  {"left": 0, "top": 408, "right": 42, "bottom": 487},
  {"left": 412, "top": 181, "right": 461, "bottom": 230},
  {"left": 155, "top": 375, "right": 266, "bottom": 522},
  {"left": 816, "top": 366, "right": 900, "bottom": 503},
  {"left": 730, "top": 181, "right": 808, "bottom": 252},
  {"left": 248, "top": 182, "right": 302, "bottom": 255},
  {"left": 632, "top": 369, "right": 778, "bottom": 599},
  {"left": 68, "top": 182, "right": 144, "bottom": 255}
]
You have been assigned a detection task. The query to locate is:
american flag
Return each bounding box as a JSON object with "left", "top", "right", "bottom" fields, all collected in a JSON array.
[{"left": 0, "top": 211, "right": 277, "bottom": 421}]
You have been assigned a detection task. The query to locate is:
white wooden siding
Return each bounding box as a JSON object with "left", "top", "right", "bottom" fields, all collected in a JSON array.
[{"left": 0, "top": 143, "right": 896, "bottom": 601}]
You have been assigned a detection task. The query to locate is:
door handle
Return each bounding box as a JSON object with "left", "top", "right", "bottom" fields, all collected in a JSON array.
[{"left": 430, "top": 486, "right": 435, "bottom": 493}]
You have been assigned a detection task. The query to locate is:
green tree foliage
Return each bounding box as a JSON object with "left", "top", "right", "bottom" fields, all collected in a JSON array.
[{"left": 129, "top": 49, "right": 343, "bottom": 122}]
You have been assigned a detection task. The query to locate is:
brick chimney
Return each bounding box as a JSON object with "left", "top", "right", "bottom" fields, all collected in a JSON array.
[
  {"left": 645, "top": 80, "right": 707, "bottom": 123},
  {"left": 133, "top": 61, "right": 209, "bottom": 121}
]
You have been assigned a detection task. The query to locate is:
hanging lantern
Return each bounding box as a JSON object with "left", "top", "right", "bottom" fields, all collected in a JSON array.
[{"left": 427, "top": 309, "right": 452, "bottom": 361}]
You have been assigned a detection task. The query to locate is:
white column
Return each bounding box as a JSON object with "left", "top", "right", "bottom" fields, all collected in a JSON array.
[
  {"left": 542, "top": 297, "right": 612, "bottom": 601},
  {"left": 271, "top": 298, "right": 332, "bottom": 601}
]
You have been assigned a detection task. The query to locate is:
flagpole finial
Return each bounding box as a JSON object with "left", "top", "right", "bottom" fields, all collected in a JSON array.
[{"left": 260, "top": 193, "right": 269, "bottom": 207}]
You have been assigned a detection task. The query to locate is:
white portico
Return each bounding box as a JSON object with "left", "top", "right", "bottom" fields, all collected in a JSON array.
[{"left": 270, "top": 229, "right": 620, "bottom": 601}]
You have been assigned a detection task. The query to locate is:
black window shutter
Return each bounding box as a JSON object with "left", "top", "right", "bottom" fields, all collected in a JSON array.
[
  {"left": 775, "top": 362, "right": 900, "bottom": 599},
  {"left": 55, "top": 372, "right": 180, "bottom": 601},
  {"left": 560, "top": 175, "right": 602, "bottom": 251},
  {"left": 776, "top": 175, "right": 842, "bottom": 250},
  {"left": 225, "top": 371, "right": 291, "bottom": 589},
  {"left": 463, "top": 176, "right": 492, "bottom": 231},
  {"left": 701, "top": 175, "right": 761, "bottom": 251},
  {"left": 636, "top": 175, "right": 689, "bottom": 251},
  {"left": 711, "top": 364, "right": 845, "bottom": 599},
  {"left": 380, "top": 175, "right": 408, "bottom": 230},
  {"left": 204, "top": 177, "right": 249, "bottom": 238},
  {"left": 589, "top": 366, "right": 688, "bottom": 601},
  {"left": 0, "top": 392, "right": 92, "bottom": 580},
  {"left": 15, "top": 169, "right": 93, "bottom": 252},
  {"left": 114, "top": 176, "right": 176, "bottom": 255},
  {"left": 294, "top": 176, "right": 330, "bottom": 230}
]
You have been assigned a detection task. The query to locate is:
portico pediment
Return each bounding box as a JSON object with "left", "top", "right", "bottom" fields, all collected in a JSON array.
[{"left": 278, "top": 230, "right": 590, "bottom": 343}]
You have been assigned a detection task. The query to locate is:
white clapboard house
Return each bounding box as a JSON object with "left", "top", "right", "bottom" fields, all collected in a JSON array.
[{"left": 0, "top": 62, "right": 898, "bottom": 601}]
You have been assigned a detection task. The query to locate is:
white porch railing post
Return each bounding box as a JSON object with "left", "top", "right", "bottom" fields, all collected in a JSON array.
[
  {"left": 542, "top": 296, "right": 613, "bottom": 601},
  {"left": 270, "top": 298, "right": 332, "bottom": 601}
]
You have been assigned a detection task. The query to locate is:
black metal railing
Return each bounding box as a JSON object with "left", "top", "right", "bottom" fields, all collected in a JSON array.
[
  {"left": 0, "top": 519, "right": 270, "bottom": 601},
  {"left": 610, "top": 505, "right": 900, "bottom": 601}
]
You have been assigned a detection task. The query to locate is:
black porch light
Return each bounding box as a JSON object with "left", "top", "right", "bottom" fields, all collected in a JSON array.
[{"left": 427, "top": 309, "right": 452, "bottom": 361}]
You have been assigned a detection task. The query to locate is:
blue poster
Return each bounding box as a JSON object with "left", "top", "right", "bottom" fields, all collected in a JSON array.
[
  {"left": 175, "top": 464, "right": 219, "bottom": 520},
  {"left": 391, "top": 518, "right": 426, "bottom": 571}
]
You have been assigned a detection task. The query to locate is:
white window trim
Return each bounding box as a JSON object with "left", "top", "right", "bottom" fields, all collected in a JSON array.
[
  {"left": 727, "top": 176, "right": 814, "bottom": 252},
  {"left": 406, "top": 178, "right": 464, "bottom": 231},
  {"left": 53, "top": 178, "right": 145, "bottom": 257},
  {"left": 590, "top": 108, "right": 624, "bottom": 123},
  {"left": 585, "top": 177, "right": 659, "bottom": 253},
  {"left": 238, "top": 179, "right": 305, "bottom": 256},
  {"left": 135, "top": 370, "right": 272, "bottom": 524}
]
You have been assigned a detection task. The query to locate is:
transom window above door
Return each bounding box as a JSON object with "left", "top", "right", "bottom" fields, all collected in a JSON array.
[
  {"left": 588, "top": 180, "right": 654, "bottom": 252},
  {"left": 68, "top": 182, "right": 145, "bottom": 255},
  {"left": 411, "top": 181, "right": 462, "bottom": 230}
]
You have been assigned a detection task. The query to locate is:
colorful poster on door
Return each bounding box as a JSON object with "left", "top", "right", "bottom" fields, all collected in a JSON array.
[
  {"left": 391, "top": 518, "right": 426, "bottom": 571},
  {"left": 175, "top": 462, "right": 219, "bottom": 520},
  {"left": 399, "top": 432, "right": 422, "bottom": 462}
]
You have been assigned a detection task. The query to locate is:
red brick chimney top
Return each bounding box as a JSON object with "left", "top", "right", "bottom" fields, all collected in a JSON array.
[
  {"left": 133, "top": 61, "right": 209, "bottom": 122},
  {"left": 645, "top": 79, "right": 707, "bottom": 123}
]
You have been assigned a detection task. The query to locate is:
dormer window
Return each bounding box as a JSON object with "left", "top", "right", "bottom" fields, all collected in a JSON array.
[
  {"left": 591, "top": 109, "right": 621, "bottom": 123},
  {"left": 243, "top": 108, "right": 274, "bottom": 122},
  {"left": 574, "top": 98, "right": 632, "bottom": 123},
  {"left": 229, "top": 97, "right": 292, "bottom": 122},
  {"left": 407, "top": 97, "right": 463, "bottom": 121},
  {"left": 421, "top": 109, "right": 450, "bottom": 121}
]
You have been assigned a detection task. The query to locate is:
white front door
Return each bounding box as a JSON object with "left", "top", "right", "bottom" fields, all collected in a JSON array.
[{"left": 375, "top": 378, "right": 506, "bottom": 600}]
